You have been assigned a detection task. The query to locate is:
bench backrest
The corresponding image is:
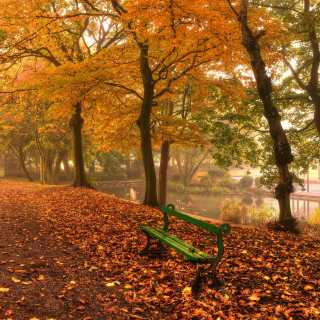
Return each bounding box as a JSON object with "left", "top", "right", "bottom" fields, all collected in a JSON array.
[{"left": 160, "top": 204, "right": 221, "bottom": 234}]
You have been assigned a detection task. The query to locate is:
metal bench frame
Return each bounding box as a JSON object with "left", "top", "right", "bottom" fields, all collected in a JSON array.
[{"left": 138, "top": 204, "right": 231, "bottom": 292}]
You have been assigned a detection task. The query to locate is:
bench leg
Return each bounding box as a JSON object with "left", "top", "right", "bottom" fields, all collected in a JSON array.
[
  {"left": 203, "top": 263, "right": 222, "bottom": 288},
  {"left": 191, "top": 262, "right": 222, "bottom": 293},
  {"left": 138, "top": 231, "right": 166, "bottom": 255},
  {"left": 191, "top": 263, "right": 202, "bottom": 293}
]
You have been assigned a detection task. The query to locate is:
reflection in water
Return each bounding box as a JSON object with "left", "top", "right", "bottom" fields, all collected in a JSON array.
[
  {"left": 255, "top": 197, "right": 264, "bottom": 207},
  {"left": 241, "top": 195, "right": 254, "bottom": 206},
  {"left": 96, "top": 184, "right": 320, "bottom": 220},
  {"left": 129, "top": 188, "right": 137, "bottom": 201}
]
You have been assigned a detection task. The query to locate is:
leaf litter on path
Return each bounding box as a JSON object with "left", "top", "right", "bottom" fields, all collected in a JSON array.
[{"left": 0, "top": 179, "right": 319, "bottom": 319}]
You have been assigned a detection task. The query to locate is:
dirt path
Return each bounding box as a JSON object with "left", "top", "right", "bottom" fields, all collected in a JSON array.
[{"left": 0, "top": 205, "right": 129, "bottom": 320}]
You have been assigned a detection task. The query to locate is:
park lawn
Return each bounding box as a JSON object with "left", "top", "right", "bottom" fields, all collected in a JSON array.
[{"left": 0, "top": 179, "right": 319, "bottom": 320}]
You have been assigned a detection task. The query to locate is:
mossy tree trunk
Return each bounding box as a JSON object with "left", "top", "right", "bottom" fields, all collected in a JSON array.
[
  {"left": 237, "top": 0, "right": 294, "bottom": 221},
  {"left": 158, "top": 100, "right": 174, "bottom": 206},
  {"left": 137, "top": 45, "right": 159, "bottom": 207},
  {"left": 69, "top": 102, "right": 91, "bottom": 188}
]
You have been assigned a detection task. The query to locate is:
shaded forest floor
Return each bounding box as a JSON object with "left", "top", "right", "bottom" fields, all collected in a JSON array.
[{"left": 0, "top": 179, "right": 319, "bottom": 320}]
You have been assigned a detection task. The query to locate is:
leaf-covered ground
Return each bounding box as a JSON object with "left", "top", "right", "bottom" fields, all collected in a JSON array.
[{"left": 0, "top": 179, "right": 319, "bottom": 320}]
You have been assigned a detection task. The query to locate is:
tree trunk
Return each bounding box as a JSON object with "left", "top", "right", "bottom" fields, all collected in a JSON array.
[
  {"left": 39, "top": 154, "right": 45, "bottom": 184},
  {"left": 69, "top": 102, "right": 91, "bottom": 188},
  {"left": 158, "top": 141, "right": 170, "bottom": 206},
  {"left": 44, "top": 150, "right": 54, "bottom": 185},
  {"left": 10, "top": 146, "right": 34, "bottom": 182},
  {"left": 3, "top": 151, "right": 8, "bottom": 177},
  {"left": 137, "top": 45, "right": 158, "bottom": 207},
  {"left": 19, "top": 159, "right": 34, "bottom": 182},
  {"left": 62, "top": 151, "right": 71, "bottom": 180},
  {"left": 238, "top": 0, "right": 294, "bottom": 221},
  {"left": 89, "top": 160, "right": 95, "bottom": 173},
  {"left": 53, "top": 151, "right": 65, "bottom": 184},
  {"left": 158, "top": 100, "right": 174, "bottom": 206}
]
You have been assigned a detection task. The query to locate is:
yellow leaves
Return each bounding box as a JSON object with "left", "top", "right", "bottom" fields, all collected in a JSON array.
[
  {"left": 182, "top": 287, "right": 192, "bottom": 295},
  {"left": 248, "top": 293, "right": 260, "bottom": 301},
  {"left": 11, "top": 277, "right": 20, "bottom": 283},
  {"left": 0, "top": 287, "right": 9, "bottom": 292},
  {"left": 124, "top": 284, "right": 132, "bottom": 289}
]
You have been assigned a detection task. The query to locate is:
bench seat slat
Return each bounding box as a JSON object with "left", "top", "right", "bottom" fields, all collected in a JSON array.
[
  {"left": 153, "top": 227, "right": 213, "bottom": 260},
  {"left": 140, "top": 226, "right": 212, "bottom": 262}
]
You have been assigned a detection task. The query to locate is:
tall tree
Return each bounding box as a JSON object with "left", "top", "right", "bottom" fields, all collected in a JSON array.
[
  {"left": 227, "top": 0, "right": 295, "bottom": 221},
  {"left": 0, "top": 0, "right": 122, "bottom": 187}
]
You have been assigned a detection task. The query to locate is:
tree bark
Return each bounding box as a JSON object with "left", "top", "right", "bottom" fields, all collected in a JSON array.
[
  {"left": 44, "top": 150, "right": 54, "bottom": 185},
  {"left": 19, "top": 158, "right": 34, "bottom": 182},
  {"left": 69, "top": 102, "right": 91, "bottom": 188},
  {"left": 62, "top": 151, "right": 71, "bottom": 180},
  {"left": 10, "top": 144, "right": 34, "bottom": 183},
  {"left": 53, "top": 151, "right": 66, "bottom": 184},
  {"left": 3, "top": 151, "right": 9, "bottom": 177},
  {"left": 39, "top": 154, "right": 45, "bottom": 184},
  {"left": 158, "top": 141, "right": 170, "bottom": 206},
  {"left": 158, "top": 100, "right": 174, "bottom": 206},
  {"left": 238, "top": 0, "right": 294, "bottom": 221},
  {"left": 136, "top": 45, "right": 159, "bottom": 207}
]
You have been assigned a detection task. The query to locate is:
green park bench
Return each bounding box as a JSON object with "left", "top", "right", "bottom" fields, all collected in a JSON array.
[{"left": 138, "top": 204, "right": 231, "bottom": 292}]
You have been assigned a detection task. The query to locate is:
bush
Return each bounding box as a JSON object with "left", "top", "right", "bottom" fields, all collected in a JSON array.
[
  {"left": 220, "top": 199, "right": 250, "bottom": 224},
  {"left": 221, "top": 199, "right": 278, "bottom": 227},
  {"left": 307, "top": 208, "right": 320, "bottom": 230},
  {"left": 170, "top": 173, "right": 181, "bottom": 181},
  {"left": 208, "top": 168, "right": 227, "bottom": 178},
  {"left": 218, "top": 178, "right": 236, "bottom": 189},
  {"left": 88, "top": 170, "right": 127, "bottom": 181},
  {"left": 125, "top": 168, "right": 142, "bottom": 179},
  {"left": 238, "top": 175, "right": 254, "bottom": 188},
  {"left": 167, "top": 181, "right": 186, "bottom": 192},
  {"left": 255, "top": 177, "right": 261, "bottom": 188},
  {"left": 250, "top": 203, "right": 277, "bottom": 227},
  {"left": 210, "top": 186, "right": 231, "bottom": 194},
  {"left": 200, "top": 174, "right": 212, "bottom": 186},
  {"left": 267, "top": 217, "right": 300, "bottom": 234}
]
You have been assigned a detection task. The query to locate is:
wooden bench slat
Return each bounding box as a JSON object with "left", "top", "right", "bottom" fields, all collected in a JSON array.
[
  {"left": 140, "top": 226, "right": 208, "bottom": 262},
  {"left": 154, "top": 227, "right": 213, "bottom": 260},
  {"left": 160, "top": 206, "right": 221, "bottom": 234}
]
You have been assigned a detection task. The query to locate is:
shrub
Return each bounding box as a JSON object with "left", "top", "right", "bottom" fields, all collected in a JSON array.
[
  {"left": 238, "top": 175, "right": 254, "bottom": 188},
  {"left": 114, "top": 172, "right": 128, "bottom": 180},
  {"left": 200, "top": 174, "right": 212, "bottom": 186},
  {"left": 88, "top": 170, "right": 127, "bottom": 181},
  {"left": 170, "top": 173, "right": 181, "bottom": 181},
  {"left": 218, "top": 178, "right": 236, "bottom": 189},
  {"left": 210, "top": 186, "right": 231, "bottom": 194},
  {"left": 167, "top": 181, "right": 186, "bottom": 192},
  {"left": 307, "top": 208, "right": 320, "bottom": 230},
  {"left": 254, "top": 176, "right": 261, "bottom": 188},
  {"left": 250, "top": 203, "right": 277, "bottom": 227},
  {"left": 267, "top": 217, "right": 300, "bottom": 234},
  {"left": 125, "top": 168, "right": 142, "bottom": 179},
  {"left": 220, "top": 199, "right": 249, "bottom": 224},
  {"left": 208, "top": 168, "right": 227, "bottom": 178}
]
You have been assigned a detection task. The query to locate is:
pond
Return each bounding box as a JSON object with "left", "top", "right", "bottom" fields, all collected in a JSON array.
[{"left": 96, "top": 184, "right": 320, "bottom": 221}]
